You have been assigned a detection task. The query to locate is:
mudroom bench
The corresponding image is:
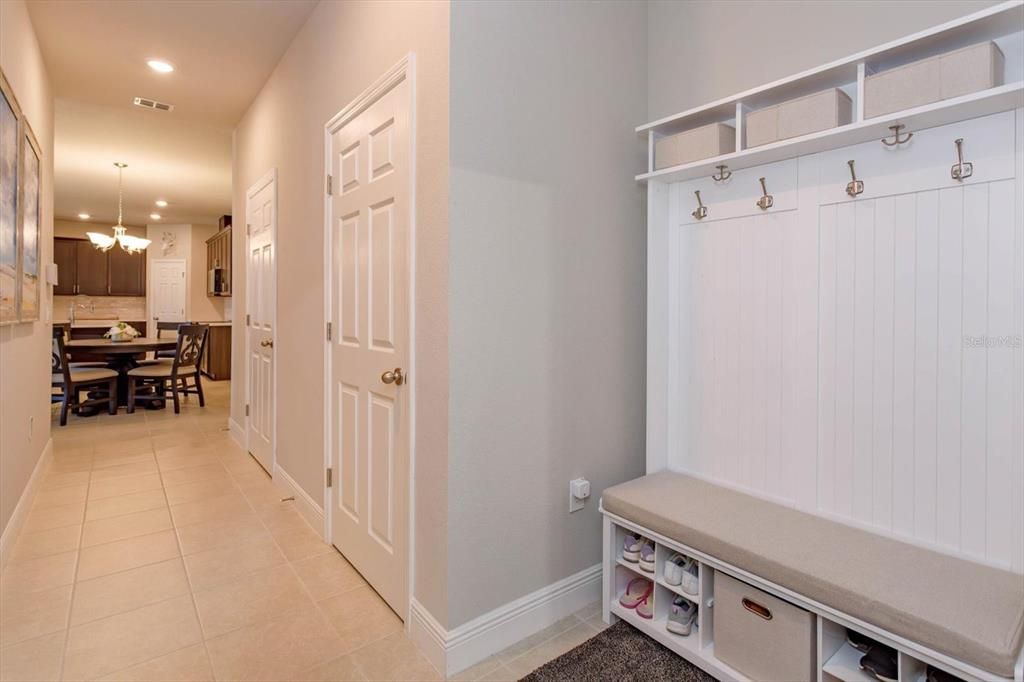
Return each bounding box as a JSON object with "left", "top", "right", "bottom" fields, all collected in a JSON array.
[{"left": 600, "top": 472, "right": 1024, "bottom": 682}]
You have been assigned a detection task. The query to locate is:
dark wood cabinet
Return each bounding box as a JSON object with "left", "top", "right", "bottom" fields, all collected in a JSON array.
[
  {"left": 54, "top": 237, "right": 146, "bottom": 297},
  {"left": 108, "top": 246, "right": 146, "bottom": 296},
  {"left": 53, "top": 238, "right": 78, "bottom": 295},
  {"left": 75, "top": 241, "right": 110, "bottom": 295},
  {"left": 201, "top": 325, "right": 231, "bottom": 380},
  {"left": 206, "top": 227, "right": 231, "bottom": 297}
]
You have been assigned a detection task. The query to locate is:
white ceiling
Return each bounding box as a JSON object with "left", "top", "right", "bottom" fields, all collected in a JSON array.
[{"left": 27, "top": 0, "right": 318, "bottom": 225}]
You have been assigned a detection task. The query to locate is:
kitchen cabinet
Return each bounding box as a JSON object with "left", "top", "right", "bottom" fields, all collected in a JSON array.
[
  {"left": 54, "top": 237, "right": 146, "bottom": 296},
  {"left": 201, "top": 324, "right": 231, "bottom": 380},
  {"left": 107, "top": 246, "right": 146, "bottom": 296},
  {"left": 53, "top": 238, "right": 77, "bottom": 295},
  {"left": 206, "top": 226, "right": 231, "bottom": 297},
  {"left": 75, "top": 241, "right": 110, "bottom": 295}
]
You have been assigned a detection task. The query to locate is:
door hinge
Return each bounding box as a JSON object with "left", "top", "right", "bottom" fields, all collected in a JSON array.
[
  {"left": 245, "top": 404, "right": 250, "bottom": 417},
  {"left": 326, "top": 321, "right": 332, "bottom": 341},
  {"left": 246, "top": 314, "right": 250, "bottom": 326},
  {"left": 326, "top": 174, "right": 333, "bottom": 196},
  {"left": 326, "top": 468, "right": 333, "bottom": 488}
]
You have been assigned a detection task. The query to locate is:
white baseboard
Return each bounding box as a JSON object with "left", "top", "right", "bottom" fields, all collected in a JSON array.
[
  {"left": 272, "top": 463, "right": 324, "bottom": 535},
  {"left": 409, "top": 563, "right": 602, "bottom": 677},
  {"left": 0, "top": 438, "right": 53, "bottom": 569},
  {"left": 227, "top": 417, "right": 245, "bottom": 450}
]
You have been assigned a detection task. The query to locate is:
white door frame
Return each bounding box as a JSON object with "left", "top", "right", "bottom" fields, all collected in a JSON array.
[
  {"left": 245, "top": 168, "right": 278, "bottom": 476},
  {"left": 322, "top": 54, "right": 417, "bottom": 617},
  {"left": 147, "top": 258, "right": 187, "bottom": 329}
]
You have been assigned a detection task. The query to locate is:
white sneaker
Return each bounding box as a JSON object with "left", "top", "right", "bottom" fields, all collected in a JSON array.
[
  {"left": 667, "top": 596, "right": 697, "bottom": 636},
  {"left": 664, "top": 553, "right": 686, "bottom": 585},
  {"left": 680, "top": 558, "right": 699, "bottom": 596}
]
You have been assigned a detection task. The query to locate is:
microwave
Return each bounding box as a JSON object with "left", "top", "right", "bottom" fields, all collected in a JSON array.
[{"left": 208, "top": 267, "right": 230, "bottom": 296}]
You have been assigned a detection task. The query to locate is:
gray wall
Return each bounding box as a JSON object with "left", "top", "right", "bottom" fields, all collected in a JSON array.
[
  {"left": 648, "top": 0, "right": 1003, "bottom": 120},
  {"left": 448, "top": 0, "right": 648, "bottom": 628}
]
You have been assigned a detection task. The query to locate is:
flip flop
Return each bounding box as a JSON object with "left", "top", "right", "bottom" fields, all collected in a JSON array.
[
  {"left": 618, "top": 577, "right": 653, "bottom": 609},
  {"left": 636, "top": 593, "right": 654, "bottom": 619}
]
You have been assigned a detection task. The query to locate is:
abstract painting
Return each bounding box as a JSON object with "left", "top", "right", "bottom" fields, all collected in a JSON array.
[
  {"left": 0, "top": 74, "right": 18, "bottom": 325},
  {"left": 20, "top": 125, "right": 40, "bottom": 321}
]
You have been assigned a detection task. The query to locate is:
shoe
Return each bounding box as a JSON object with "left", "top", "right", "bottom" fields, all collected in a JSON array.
[
  {"left": 636, "top": 593, "right": 653, "bottom": 619},
  {"left": 618, "top": 577, "right": 653, "bottom": 610},
  {"left": 847, "top": 629, "right": 875, "bottom": 653},
  {"left": 926, "top": 666, "right": 964, "bottom": 682},
  {"left": 860, "top": 644, "right": 898, "bottom": 682},
  {"left": 622, "top": 533, "right": 643, "bottom": 562},
  {"left": 639, "top": 540, "right": 656, "bottom": 573},
  {"left": 664, "top": 553, "right": 686, "bottom": 585},
  {"left": 667, "top": 596, "right": 697, "bottom": 635},
  {"left": 679, "top": 558, "right": 699, "bottom": 596}
]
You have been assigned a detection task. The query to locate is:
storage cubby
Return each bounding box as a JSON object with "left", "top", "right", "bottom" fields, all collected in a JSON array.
[{"left": 898, "top": 652, "right": 928, "bottom": 682}]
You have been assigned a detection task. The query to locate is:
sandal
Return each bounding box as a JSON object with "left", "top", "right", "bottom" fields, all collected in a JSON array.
[{"left": 618, "top": 577, "right": 653, "bottom": 610}]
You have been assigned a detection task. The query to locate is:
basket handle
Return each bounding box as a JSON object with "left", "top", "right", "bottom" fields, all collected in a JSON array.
[{"left": 742, "top": 597, "right": 773, "bottom": 621}]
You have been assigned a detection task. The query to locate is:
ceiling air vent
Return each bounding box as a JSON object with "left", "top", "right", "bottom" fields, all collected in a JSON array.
[{"left": 133, "top": 97, "right": 174, "bottom": 112}]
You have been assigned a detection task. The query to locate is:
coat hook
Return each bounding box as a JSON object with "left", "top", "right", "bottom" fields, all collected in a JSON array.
[
  {"left": 950, "top": 138, "right": 973, "bottom": 181},
  {"left": 881, "top": 124, "right": 913, "bottom": 147},
  {"left": 711, "top": 165, "right": 732, "bottom": 182},
  {"left": 692, "top": 190, "right": 708, "bottom": 221},
  {"left": 845, "top": 160, "right": 864, "bottom": 197},
  {"left": 756, "top": 177, "right": 773, "bottom": 211}
]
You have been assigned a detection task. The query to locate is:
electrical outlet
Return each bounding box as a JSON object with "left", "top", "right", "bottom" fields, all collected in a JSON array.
[{"left": 569, "top": 478, "right": 590, "bottom": 513}]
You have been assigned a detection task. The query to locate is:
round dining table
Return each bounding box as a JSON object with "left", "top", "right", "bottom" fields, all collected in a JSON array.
[{"left": 66, "top": 337, "right": 178, "bottom": 409}]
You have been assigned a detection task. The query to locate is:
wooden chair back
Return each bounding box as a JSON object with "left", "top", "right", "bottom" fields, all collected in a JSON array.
[
  {"left": 51, "top": 325, "right": 71, "bottom": 385},
  {"left": 171, "top": 324, "right": 209, "bottom": 376}
]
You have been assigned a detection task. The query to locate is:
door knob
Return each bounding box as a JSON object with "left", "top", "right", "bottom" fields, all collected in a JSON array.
[
  {"left": 260, "top": 339, "right": 274, "bottom": 348},
  {"left": 381, "top": 368, "right": 405, "bottom": 386}
]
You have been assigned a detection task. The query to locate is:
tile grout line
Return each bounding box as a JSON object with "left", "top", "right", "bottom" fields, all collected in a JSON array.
[{"left": 55, "top": 436, "right": 92, "bottom": 682}]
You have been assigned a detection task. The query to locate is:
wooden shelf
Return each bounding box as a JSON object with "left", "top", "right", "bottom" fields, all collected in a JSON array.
[
  {"left": 637, "top": 81, "right": 1024, "bottom": 183},
  {"left": 638, "top": 0, "right": 1023, "bottom": 136}
]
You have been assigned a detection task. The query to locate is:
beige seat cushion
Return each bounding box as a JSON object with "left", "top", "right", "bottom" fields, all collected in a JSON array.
[
  {"left": 127, "top": 363, "right": 194, "bottom": 378},
  {"left": 55, "top": 367, "right": 118, "bottom": 384},
  {"left": 602, "top": 472, "right": 1024, "bottom": 677}
]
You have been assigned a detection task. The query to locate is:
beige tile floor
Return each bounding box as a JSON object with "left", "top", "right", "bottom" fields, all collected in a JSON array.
[{"left": 1, "top": 381, "right": 604, "bottom": 681}]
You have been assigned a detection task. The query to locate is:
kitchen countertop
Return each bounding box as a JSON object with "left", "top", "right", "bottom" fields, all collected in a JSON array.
[{"left": 54, "top": 319, "right": 146, "bottom": 328}]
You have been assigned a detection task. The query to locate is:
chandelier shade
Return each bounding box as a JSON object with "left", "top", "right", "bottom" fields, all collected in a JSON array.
[{"left": 87, "top": 162, "right": 151, "bottom": 254}]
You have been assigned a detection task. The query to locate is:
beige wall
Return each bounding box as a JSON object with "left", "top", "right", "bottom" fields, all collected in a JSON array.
[
  {"left": 647, "top": 0, "right": 1003, "bottom": 120},
  {"left": 0, "top": 0, "right": 54, "bottom": 540},
  {"left": 231, "top": 0, "right": 450, "bottom": 624},
  {"left": 145, "top": 223, "right": 226, "bottom": 325},
  {"left": 447, "top": 0, "right": 647, "bottom": 628},
  {"left": 54, "top": 217, "right": 145, "bottom": 239}
]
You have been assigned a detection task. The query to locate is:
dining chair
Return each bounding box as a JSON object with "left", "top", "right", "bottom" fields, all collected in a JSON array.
[
  {"left": 151, "top": 320, "right": 190, "bottom": 360},
  {"left": 126, "top": 324, "right": 209, "bottom": 414},
  {"left": 52, "top": 326, "right": 119, "bottom": 426}
]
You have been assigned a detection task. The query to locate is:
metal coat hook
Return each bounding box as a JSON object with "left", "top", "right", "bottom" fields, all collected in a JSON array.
[
  {"left": 881, "top": 124, "right": 913, "bottom": 147},
  {"left": 951, "top": 138, "right": 973, "bottom": 181},
  {"left": 756, "top": 177, "right": 773, "bottom": 211},
  {"left": 711, "top": 165, "right": 732, "bottom": 182},
  {"left": 692, "top": 190, "right": 708, "bottom": 221},
  {"left": 845, "top": 160, "right": 864, "bottom": 197}
]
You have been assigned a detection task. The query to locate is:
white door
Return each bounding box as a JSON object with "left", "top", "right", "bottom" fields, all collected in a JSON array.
[
  {"left": 246, "top": 172, "right": 276, "bottom": 474},
  {"left": 150, "top": 259, "right": 186, "bottom": 330},
  {"left": 327, "top": 65, "right": 411, "bottom": 615}
]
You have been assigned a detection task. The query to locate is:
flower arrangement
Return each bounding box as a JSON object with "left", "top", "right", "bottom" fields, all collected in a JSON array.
[{"left": 104, "top": 322, "right": 141, "bottom": 342}]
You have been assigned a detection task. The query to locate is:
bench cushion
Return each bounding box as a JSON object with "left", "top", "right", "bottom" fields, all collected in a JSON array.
[{"left": 602, "top": 472, "right": 1024, "bottom": 677}]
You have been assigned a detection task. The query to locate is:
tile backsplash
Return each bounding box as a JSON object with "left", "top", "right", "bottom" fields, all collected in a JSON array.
[{"left": 53, "top": 295, "right": 146, "bottom": 322}]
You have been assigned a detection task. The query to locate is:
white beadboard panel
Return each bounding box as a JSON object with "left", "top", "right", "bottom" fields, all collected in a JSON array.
[{"left": 666, "top": 110, "right": 1022, "bottom": 573}]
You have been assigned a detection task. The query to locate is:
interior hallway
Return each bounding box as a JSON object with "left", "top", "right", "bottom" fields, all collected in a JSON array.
[{"left": 0, "top": 381, "right": 602, "bottom": 681}]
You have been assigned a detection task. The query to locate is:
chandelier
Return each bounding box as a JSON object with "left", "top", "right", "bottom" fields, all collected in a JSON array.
[{"left": 86, "top": 162, "right": 151, "bottom": 254}]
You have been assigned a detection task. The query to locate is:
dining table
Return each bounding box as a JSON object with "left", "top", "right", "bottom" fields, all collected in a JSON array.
[{"left": 66, "top": 337, "right": 178, "bottom": 409}]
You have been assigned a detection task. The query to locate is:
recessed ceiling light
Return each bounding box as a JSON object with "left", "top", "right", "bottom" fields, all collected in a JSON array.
[
  {"left": 155, "top": 199, "right": 168, "bottom": 208},
  {"left": 146, "top": 59, "right": 174, "bottom": 74},
  {"left": 78, "top": 213, "right": 90, "bottom": 220},
  {"left": 150, "top": 213, "right": 162, "bottom": 220}
]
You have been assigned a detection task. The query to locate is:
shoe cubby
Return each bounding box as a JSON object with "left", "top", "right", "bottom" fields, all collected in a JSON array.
[{"left": 818, "top": 618, "right": 958, "bottom": 682}]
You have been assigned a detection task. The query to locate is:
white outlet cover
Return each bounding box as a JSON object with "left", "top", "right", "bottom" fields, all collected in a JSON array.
[{"left": 569, "top": 478, "right": 589, "bottom": 513}]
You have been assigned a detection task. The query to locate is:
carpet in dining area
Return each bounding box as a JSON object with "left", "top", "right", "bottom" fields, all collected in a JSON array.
[{"left": 519, "top": 621, "right": 718, "bottom": 681}]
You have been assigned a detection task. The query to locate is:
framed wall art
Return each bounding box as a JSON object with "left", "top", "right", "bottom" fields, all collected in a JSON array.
[
  {"left": 19, "top": 120, "right": 41, "bottom": 321},
  {"left": 0, "top": 70, "right": 19, "bottom": 325}
]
